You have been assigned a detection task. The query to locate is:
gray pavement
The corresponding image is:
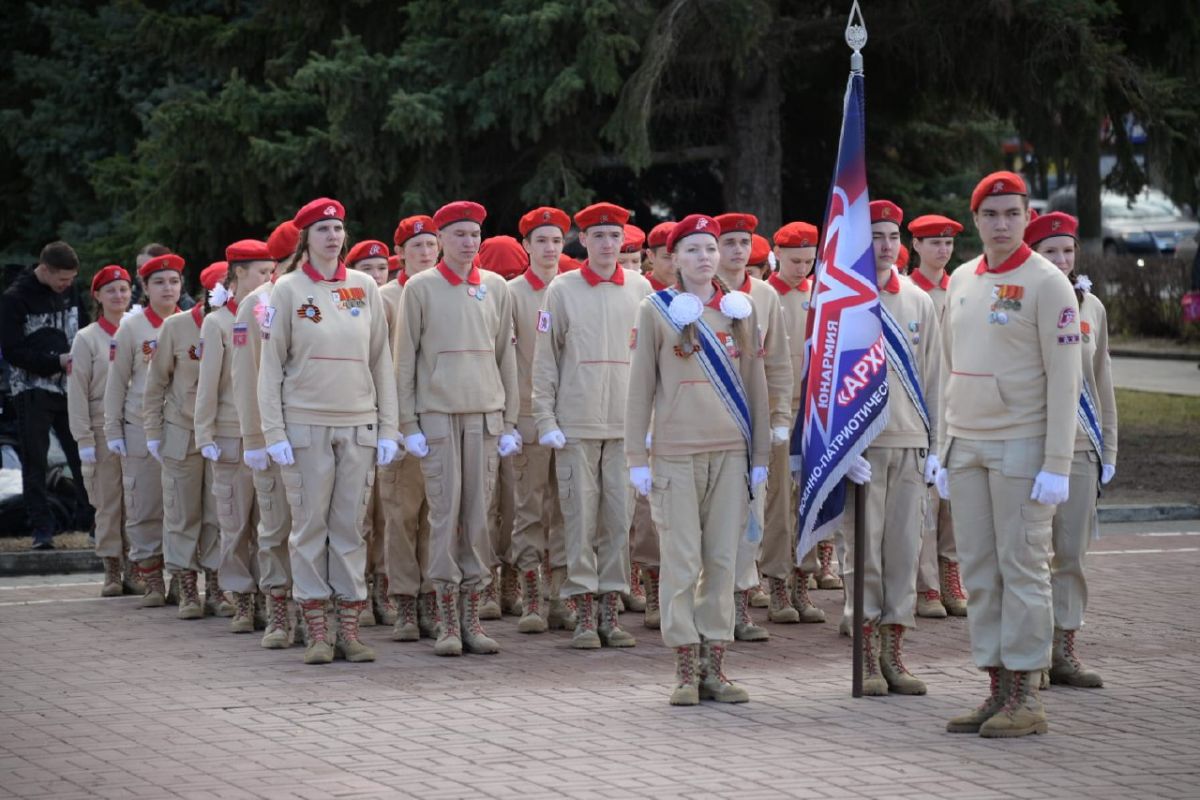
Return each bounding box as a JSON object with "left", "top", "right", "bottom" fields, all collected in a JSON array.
[{"left": 1111, "top": 355, "right": 1200, "bottom": 396}]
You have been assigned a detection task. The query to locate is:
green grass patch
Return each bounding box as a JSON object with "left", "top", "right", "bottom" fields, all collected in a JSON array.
[{"left": 1116, "top": 388, "right": 1200, "bottom": 428}]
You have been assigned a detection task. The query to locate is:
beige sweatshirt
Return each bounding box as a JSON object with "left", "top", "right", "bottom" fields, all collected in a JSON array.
[
  {"left": 142, "top": 306, "right": 206, "bottom": 440},
  {"left": 193, "top": 303, "right": 243, "bottom": 447},
  {"left": 938, "top": 245, "right": 1082, "bottom": 475},
  {"left": 509, "top": 269, "right": 556, "bottom": 423},
  {"left": 909, "top": 268, "right": 950, "bottom": 323},
  {"left": 533, "top": 265, "right": 651, "bottom": 440},
  {"left": 103, "top": 306, "right": 175, "bottom": 443},
  {"left": 394, "top": 263, "right": 518, "bottom": 436},
  {"left": 874, "top": 269, "right": 941, "bottom": 449},
  {"left": 768, "top": 274, "right": 811, "bottom": 412},
  {"left": 67, "top": 318, "right": 119, "bottom": 449},
  {"left": 258, "top": 264, "right": 399, "bottom": 446},
  {"left": 1076, "top": 292, "right": 1118, "bottom": 464},
  {"left": 380, "top": 279, "right": 404, "bottom": 331},
  {"left": 736, "top": 274, "right": 793, "bottom": 431},
  {"left": 231, "top": 283, "right": 271, "bottom": 450}
]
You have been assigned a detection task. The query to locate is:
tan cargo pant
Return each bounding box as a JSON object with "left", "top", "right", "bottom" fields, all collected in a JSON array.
[
  {"left": 557, "top": 438, "right": 632, "bottom": 597},
  {"left": 759, "top": 439, "right": 795, "bottom": 580},
  {"left": 1051, "top": 449, "right": 1101, "bottom": 631},
  {"left": 211, "top": 437, "right": 259, "bottom": 594},
  {"left": 253, "top": 463, "right": 292, "bottom": 591},
  {"left": 364, "top": 478, "right": 383, "bottom": 576},
  {"left": 651, "top": 450, "right": 748, "bottom": 648},
  {"left": 840, "top": 447, "right": 925, "bottom": 628},
  {"left": 917, "top": 488, "right": 958, "bottom": 592},
  {"left": 947, "top": 436, "right": 1055, "bottom": 671},
  {"left": 419, "top": 411, "right": 500, "bottom": 591},
  {"left": 82, "top": 428, "right": 125, "bottom": 559},
  {"left": 510, "top": 430, "right": 566, "bottom": 572},
  {"left": 487, "top": 455, "right": 516, "bottom": 567},
  {"left": 383, "top": 454, "right": 432, "bottom": 596},
  {"left": 281, "top": 422, "right": 376, "bottom": 601},
  {"left": 121, "top": 422, "right": 163, "bottom": 562},
  {"left": 628, "top": 494, "right": 658, "bottom": 568},
  {"left": 161, "top": 422, "right": 219, "bottom": 574}
]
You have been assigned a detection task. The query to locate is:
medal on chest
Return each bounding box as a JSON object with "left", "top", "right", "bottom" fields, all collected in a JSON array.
[
  {"left": 141, "top": 339, "right": 157, "bottom": 363},
  {"left": 990, "top": 284, "right": 1024, "bottom": 312},
  {"left": 1081, "top": 320, "right": 1091, "bottom": 343},
  {"left": 108, "top": 339, "right": 117, "bottom": 362},
  {"left": 467, "top": 284, "right": 488, "bottom": 302},
  {"left": 189, "top": 339, "right": 203, "bottom": 361},
  {"left": 716, "top": 330, "right": 741, "bottom": 359},
  {"left": 298, "top": 296, "right": 322, "bottom": 324},
  {"left": 333, "top": 287, "right": 366, "bottom": 317}
]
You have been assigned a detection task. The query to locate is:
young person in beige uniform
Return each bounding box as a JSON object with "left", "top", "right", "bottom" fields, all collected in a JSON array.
[
  {"left": 143, "top": 261, "right": 226, "bottom": 620},
  {"left": 195, "top": 241, "right": 277, "bottom": 633},
  {"left": 258, "top": 198, "right": 400, "bottom": 665},
  {"left": 938, "top": 172, "right": 1081, "bottom": 737},
  {"left": 103, "top": 254, "right": 183, "bottom": 606},
  {"left": 762, "top": 222, "right": 823, "bottom": 623},
  {"left": 840, "top": 200, "right": 942, "bottom": 696},
  {"left": 619, "top": 223, "right": 646, "bottom": 272},
  {"left": 394, "top": 200, "right": 519, "bottom": 657},
  {"left": 230, "top": 221, "right": 297, "bottom": 648},
  {"left": 382, "top": 215, "right": 439, "bottom": 642},
  {"left": 626, "top": 214, "right": 770, "bottom": 704},
  {"left": 713, "top": 212, "right": 792, "bottom": 640},
  {"left": 907, "top": 214, "right": 969, "bottom": 619},
  {"left": 69, "top": 265, "right": 133, "bottom": 597},
  {"left": 533, "top": 202, "right": 651, "bottom": 650},
  {"left": 746, "top": 234, "right": 771, "bottom": 282},
  {"left": 508, "top": 207, "right": 573, "bottom": 634},
  {"left": 1026, "top": 211, "right": 1117, "bottom": 689}
]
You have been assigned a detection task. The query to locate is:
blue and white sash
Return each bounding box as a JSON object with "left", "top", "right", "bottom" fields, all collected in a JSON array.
[
  {"left": 879, "top": 303, "right": 932, "bottom": 448},
  {"left": 1077, "top": 380, "right": 1104, "bottom": 460}
]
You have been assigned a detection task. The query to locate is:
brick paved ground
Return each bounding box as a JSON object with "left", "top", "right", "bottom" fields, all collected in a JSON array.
[{"left": 1, "top": 521, "right": 1198, "bottom": 799}]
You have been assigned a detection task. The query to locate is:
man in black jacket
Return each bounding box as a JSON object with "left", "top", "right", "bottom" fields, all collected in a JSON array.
[{"left": 0, "top": 241, "right": 91, "bottom": 548}]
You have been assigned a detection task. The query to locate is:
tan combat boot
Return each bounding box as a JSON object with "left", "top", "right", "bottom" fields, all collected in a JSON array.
[
  {"left": 979, "top": 670, "right": 1048, "bottom": 738},
  {"left": 358, "top": 577, "right": 377, "bottom": 627},
  {"left": 101, "top": 557, "right": 123, "bottom": 597},
  {"left": 598, "top": 592, "right": 636, "bottom": 647},
  {"left": 460, "top": 588, "right": 500, "bottom": 654},
  {"left": 478, "top": 570, "right": 501, "bottom": 620},
  {"left": 204, "top": 569, "right": 233, "bottom": 617},
  {"left": 642, "top": 566, "right": 661, "bottom": 630},
  {"left": 670, "top": 644, "right": 700, "bottom": 706},
  {"left": 136, "top": 557, "right": 166, "bottom": 608},
  {"left": 122, "top": 556, "right": 144, "bottom": 595},
  {"left": 916, "top": 589, "right": 947, "bottom": 618},
  {"left": 698, "top": 641, "right": 750, "bottom": 703},
  {"left": 626, "top": 561, "right": 647, "bottom": 613},
  {"left": 334, "top": 599, "right": 376, "bottom": 662},
  {"left": 261, "top": 589, "right": 292, "bottom": 649},
  {"left": 766, "top": 576, "right": 800, "bottom": 623},
  {"left": 570, "top": 593, "right": 601, "bottom": 649},
  {"left": 733, "top": 589, "right": 769, "bottom": 642},
  {"left": 300, "top": 600, "right": 334, "bottom": 664},
  {"left": 861, "top": 622, "right": 888, "bottom": 696},
  {"left": 946, "top": 668, "right": 1007, "bottom": 733},
  {"left": 499, "top": 564, "right": 523, "bottom": 616},
  {"left": 417, "top": 591, "right": 439, "bottom": 639},
  {"left": 816, "top": 541, "right": 843, "bottom": 589},
  {"left": 517, "top": 569, "right": 548, "bottom": 634},
  {"left": 879, "top": 624, "right": 927, "bottom": 695},
  {"left": 229, "top": 592, "right": 255, "bottom": 633},
  {"left": 433, "top": 586, "right": 462, "bottom": 657},
  {"left": 547, "top": 567, "right": 577, "bottom": 631},
  {"left": 177, "top": 569, "right": 204, "bottom": 620},
  {"left": 391, "top": 595, "right": 419, "bottom": 642},
  {"left": 372, "top": 575, "right": 399, "bottom": 626},
  {"left": 749, "top": 580, "right": 769, "bottom": 608},
  {"left": 789, "top": 571, "right": 826, "bottom": 623},
  {"left": 1050, "top": 628, "right": 1103, "bottom": 688},
  {"left": 938, "top": 558, "right": 967, "bottom": 616}
]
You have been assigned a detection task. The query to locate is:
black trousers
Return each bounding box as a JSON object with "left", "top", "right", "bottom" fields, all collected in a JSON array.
[{"left": 15, "top": 389, "right": 90, "bottom": 540}]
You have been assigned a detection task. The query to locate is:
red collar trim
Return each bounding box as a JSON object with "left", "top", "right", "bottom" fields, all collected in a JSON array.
[
  {"left": 398, "top": 270, "right": 411, "bottom": 286},
  {"left": 143, "top": 306, "right": 178, "bottom": 329},
  {"left": 767, "top": 273, "right": 810, "bottom": 294},
  {"left": 580, "top": 262, "right": 625, "bottom": 286},
  {"left": 98, "top": 317, "right": 119, "bottom": 337},
  {"left": 437, "top": 261, "right": 481, "bottom": 286},
  {"left": 737, "top": 274, "right": 752, "bottom": 294},
  {"left": 523, "top": 268, "right": 548, "bottom": 291},
  {"left": 910, "top": 269, "right": 950, "bottom": 292},
  {"left": 221, "top": 298, "right": 239, "bottom": 318},
  {"left": 301, "top": 260, "right": 347, "bottom": 283},
  {"left": 705, "top": 282, "right": 726, "bottom": 311},
  {"left": 191, "top": 304, "right": 205, "bottom": 328},
  {"left": 882, "top": 268, "right": 901, "bottom": 294},
  {"left": 976, "top": 243, "right": 1032, "bottom": 276},
  {"left": 648, "top": 276, "right": 670, "bottom": 291}
]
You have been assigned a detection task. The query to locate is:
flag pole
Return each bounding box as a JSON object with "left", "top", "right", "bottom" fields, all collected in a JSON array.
[{"left": 845, "top": 0, "right": 868, "bottom": 700}]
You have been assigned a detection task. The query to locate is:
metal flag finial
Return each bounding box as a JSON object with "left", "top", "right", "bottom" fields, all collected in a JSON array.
[{"left": 845, "top": 0, "right": 867, "bottom": 74}]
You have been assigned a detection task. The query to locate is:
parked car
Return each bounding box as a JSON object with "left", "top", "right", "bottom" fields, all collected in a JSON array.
[{"left": 1047, "top": 185, "right": 1200, "bottom": 259}]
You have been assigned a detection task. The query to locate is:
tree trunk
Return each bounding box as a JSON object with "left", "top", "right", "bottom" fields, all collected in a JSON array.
[
  {"left": 1075, "top": 114, "right": 1103, "bottom": 255},
  {"left": 724, "top": 53, "right": 782, "bottom": 235}
]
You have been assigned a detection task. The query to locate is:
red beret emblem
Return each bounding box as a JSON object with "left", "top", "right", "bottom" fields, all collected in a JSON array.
[
  {"left": 696, "top": 218, "right": 709, "bottom": 229},
  {"left": 1050, "top": 219, "right": 1061, "bottom": 231},
  {"left": 323, "top": 205, "right": 337, "bottom": 217},
  {"left": 542, "top": 211, "right": 551, "bottom": 221},
  {"left": 599, "top": 214, "right": 609, "bottom": 223},
  {"left": 800, "top": 237, "right": 810, "bottom": 246},
  {"left": 993, "top": 181, "right": 1005, "bottom": 193},
  {"left": 882, "top": 207, "right": 891, "bottom": 218},
  {"left": 369, "top": 244, "right": 382, "bottom": 256},
  {"left": 414, "top": 221, "right": 424, "bottom": 232},
  {"left": 941, "top": 226, "right": 953, "bottom": 236}
]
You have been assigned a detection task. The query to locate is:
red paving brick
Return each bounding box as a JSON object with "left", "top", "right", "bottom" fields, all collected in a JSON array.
[{"left": 0, "top": 524, "right": 1198, "bottom": 799}]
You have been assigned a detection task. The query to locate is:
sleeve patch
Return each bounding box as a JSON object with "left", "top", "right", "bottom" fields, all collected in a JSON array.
[
  {"left": 1057, "top": 307, "right": 1077, "bottom": 328},
  {"left": 1057, "top": 334, "right": 1080, "bottom": 345},
  {"left": 536, "top": 310, "right": 551, "bottom": 333}
]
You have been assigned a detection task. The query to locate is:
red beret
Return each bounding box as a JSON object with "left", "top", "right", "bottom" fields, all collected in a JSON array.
[
  {"left": 387, "top": 255, "right": 401, "bottom": 273},
  {"left": 748, "top": 234, "right": 771, "bottom": 267},
  {"left": 293, "top": 197, "right": 345, "bottom": 230},
  {"left": 622, "top": 224, "right": 646, "bottom": 253},
  {"left": 970, "top": 170, "right": 1027, "bottom": 212},
  {"left": 347, "top": 240, "right": 391, "bottom": 265},
  {"left": 870, "top": 200, "right": 903, "bottom": 226},
  {"left": 558, "top": 254, "right": 583, "bottom": 272},
  {"left": 267, "top": 221, "right": 299, "bottom": 261},
  {"left": 519, "top": 207, "right": 570, "bottom": 237},
  {"left": 774, "top": 221, "right": 819, "bottom": 248},
  {"left": 647, "top": 221, "right": 675, "bottom": 249},
  {"left": 477, "top": 235, "right": 529, "bottom": 279},
  {"left": 91, "top": 265, "right": 130, "bottom": 294},
  {"left": 1024, "top": 211, "right": 1078, "bottom": 247},
  {"left": 225, "top": 239, "right": 272, "bottom": 263},
  {"left": 714, "top": 213, "right": 758, "bottom": 235},
  {"left": 433, "top": 201, "right": 486, "bottom": 229},
  {"left": 394, "top": 215, "right": 438, "bottom": 246},
  {"left": 200, "top": 261, "right": 228, "bottom": 291},
  {"left": 667, "top": 214, "right": 721, "bottom": 254},
  {"left": 896, "top": 244, "right": 910, "bottom": 270},
  {"left": 907, "top": 214, "right": 963, "bottom": 238},
  {"left": 574, "top": 202, "right": 629, "bottom": 230},
  {"left": 138, "top": 253, "right": 184, "bottom": 280}
]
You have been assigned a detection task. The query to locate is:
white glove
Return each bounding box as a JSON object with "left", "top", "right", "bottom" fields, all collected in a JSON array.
[
  {"left": 539, "top": 429, "right": 566, "bottom": 449},
  {"left": 512, "top": 429, "right": 523, "bottom": 450},
  {"left": 376, "top": 439, "right": 399, "bottom": 466},
  {"left": 645, "top": 432, "right": 653, "bottom": 450},
  {"left": 78, "top": 446, "right": 97, "bottom": 464},
  {"left": 497, "top": 433, "right": 520, "bottom": 457},
  {"left": 200, "top": 443, "right": 221, "bottom": 462},
  {"left": 846, "top": 455, "right": 871, "bottom": 485},
  {"left": 924, "top": 454, "right": 940, "bottom": 485},
  {"left": 404, "top": 433, "right": 429, "bottom": 458},
  {"left": 243, "top": 448, "right": 270, "bottom": 471},
  {"left": 267, "top": 440, "right": 294, "bottom": 466},
  {"left": 1031, "top": 471, "right": 1070, "bottom": 505},
  {"left": 751, "top": 466, "right": 769, "bottom": 488},
  {"left": 629, "top": 466, "right": 652, "bottom": 497},
  {"left": 935, "top": 467, "right": 950, "bottom": 500},
  {"left": 147, "top": 439, "right": 162, "bottom": 463},
  {"left": 771, "top": 426, "right": 790, "bottom": 445},
  {"left": 1101, "top": 464, "right": 1116, "bottom": 485},
  {"left": 106, "top": 438, "right": 126, "bottom": 457}
]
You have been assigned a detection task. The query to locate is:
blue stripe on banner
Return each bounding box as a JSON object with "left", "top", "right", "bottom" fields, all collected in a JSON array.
[
  {"left": 878, "top": 303, "right": 931, "bottom": 447},
  {"left": 1078, "top": 381, "right": 1104, "bottom": 460}
]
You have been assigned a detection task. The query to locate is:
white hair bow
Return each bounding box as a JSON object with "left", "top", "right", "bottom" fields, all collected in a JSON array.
[{"left": 208, "top": 283, "right": 231, "bottom": 308}]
